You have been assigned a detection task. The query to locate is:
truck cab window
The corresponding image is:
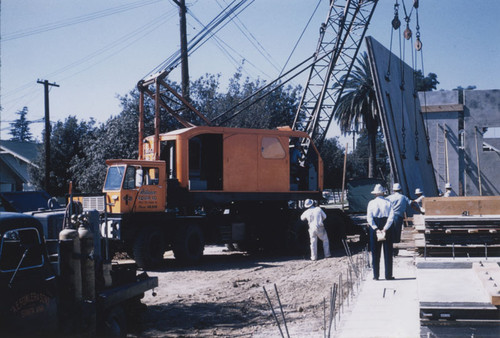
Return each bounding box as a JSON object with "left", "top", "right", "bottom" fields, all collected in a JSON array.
[
  {"left": 123, "top": 166, "right": 137, "bottom": 190},
  {"left": 104, "top": 165, "right": 126, "bottom": 191},
  {"left": 0, "top": 228, "right": 43, "bottom": 272},
  {"left": 143, "top": 167, "right": 160, "bottom": 185},
  {"left": 161, "top": 141, "right": 177, "bottom": 179}
]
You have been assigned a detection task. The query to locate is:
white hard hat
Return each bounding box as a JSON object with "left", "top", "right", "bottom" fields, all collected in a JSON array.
[
  {"left": 415, "top": 188, "right": 423, "bottom": 195},
  {"left": 393, "top": 183, "right": 402, "bottom": 191},
  {"left": 304, "top": 199, "right": 314, "bottom": 208},
  {"left": 371, "top": 184, "right": 385, "bottom": 195},
  {"left": 445, "top": 183, "right": 452, "bottom": 189}
]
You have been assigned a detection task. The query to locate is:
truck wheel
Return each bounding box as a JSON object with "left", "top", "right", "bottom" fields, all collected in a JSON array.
[
  {"left": 103, "top": 306, "right": 127, "bottom": 338},
  {"left": 133, "top": 227, "right": 165, "bottom": 269},
  {"left": 173, "top": 224, "right": 204, "bottom": 264}
]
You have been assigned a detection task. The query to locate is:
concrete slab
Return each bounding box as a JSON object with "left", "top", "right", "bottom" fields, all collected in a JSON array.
[
  {"left": 417, "top": 267, "right": 489, "bottom": 304},
  {"left": 336, "top": 252, "right": 420, "bottom": 337}
]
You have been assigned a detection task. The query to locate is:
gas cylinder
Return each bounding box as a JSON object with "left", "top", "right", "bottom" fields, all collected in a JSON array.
[
  {"left": 59, "top": 227, "right": 82, "bottom": 302},
  {"left": 78, "top": 216, "right": 96, "bottom": 302}
]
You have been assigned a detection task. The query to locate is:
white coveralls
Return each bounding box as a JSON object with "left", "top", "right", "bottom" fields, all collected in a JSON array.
[{"left": 301, "top": 206, "right": 331, "bottom": 260}]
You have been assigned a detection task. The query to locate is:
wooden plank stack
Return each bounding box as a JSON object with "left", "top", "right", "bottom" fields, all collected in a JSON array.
[{"left": 415, "top": 197, "right": 500, "bottom": 257}]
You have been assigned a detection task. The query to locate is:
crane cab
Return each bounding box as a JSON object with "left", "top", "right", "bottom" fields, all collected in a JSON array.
[{"left": 143, "top": 125, "right": 323, "bottom": 198}]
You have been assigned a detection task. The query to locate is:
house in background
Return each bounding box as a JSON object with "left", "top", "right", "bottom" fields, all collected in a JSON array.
[{"left": 0, "top": 140, "right": 40, "bottom": 192}]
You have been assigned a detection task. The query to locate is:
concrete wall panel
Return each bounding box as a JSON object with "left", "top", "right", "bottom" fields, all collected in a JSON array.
[{"left": 366, "top": 36, "right": 438, "bottom": 199}]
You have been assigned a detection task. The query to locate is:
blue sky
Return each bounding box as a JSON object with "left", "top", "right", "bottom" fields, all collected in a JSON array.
[{"left": 1, "top": 0, "right": 499, "bottom": 146}]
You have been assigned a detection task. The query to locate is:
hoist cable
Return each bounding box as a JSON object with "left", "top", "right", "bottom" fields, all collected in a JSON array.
[
  {"left": 279, "top": 0, "right": 322, "bottom": 77},
  {"left": 212, "top": 52, "right": 320, "bottom": 125}
]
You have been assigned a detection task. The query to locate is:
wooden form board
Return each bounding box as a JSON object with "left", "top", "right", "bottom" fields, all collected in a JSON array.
[
  {"left": 473, "top": 262, "right": 500, "bottom": 305},
  {"left": 424, "top": 196, "right": 500, "bottom": 216}
]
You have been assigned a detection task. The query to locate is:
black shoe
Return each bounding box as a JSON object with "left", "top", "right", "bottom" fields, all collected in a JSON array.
[
  {"left": 386, "top": 276, "right": 395, "bottom": 280},
  {"left": 373, "top": 277, "right": 379, "bottom": 280}
]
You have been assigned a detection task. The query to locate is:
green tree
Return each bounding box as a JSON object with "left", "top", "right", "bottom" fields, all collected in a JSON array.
[
  {"left": 333, "top": 51, "right": 379, "bottom": 178},
  {"left": 9, "top": 106, "right": 33, "bottom": 142},
  {"left": 29, "top": 116, "right": 96, "bottom": 196},
  {"left": 347, "top": 130, "right": 390, "bottom": 181},
  {"left": 199, "top": 71, "right": 301, "bottom": 129},
  {"left": 415, "top": 71, "right": 439, "bottom": 91},
  {"left": 453, "top": 85, "right": 476, "bottom": 90},
  {"left": 320, "top": 137, "right": 345, "bottom": 189}
]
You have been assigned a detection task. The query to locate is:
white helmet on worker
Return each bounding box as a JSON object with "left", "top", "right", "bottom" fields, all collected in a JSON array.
[
  {"left": 393, "top": 183, "right": 402, "bottom": 191},
  {"left": 371, "top": 184, "right": 385, "bottom": 195},
  {"left": 304, "top": 199, "right": 314, "bottom": 208},
  {"left": 415, "top": 188, "right": 423, "bottom": 195},
  {"left": 445, "top": 183, "right": 452, "bottom": 189}
]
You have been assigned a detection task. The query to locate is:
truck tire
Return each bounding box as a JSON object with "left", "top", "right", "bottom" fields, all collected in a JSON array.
[
  {"left": 173, "top": 224, "right": 204, "bottom": 265},
  {"left": 103, "top": 306, "right": 127, "bottom": 338},
  {"left": 133, "top": 227, "right": 165, "bottom": 269}
]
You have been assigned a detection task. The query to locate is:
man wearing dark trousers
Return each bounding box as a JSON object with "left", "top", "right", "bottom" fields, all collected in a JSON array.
[{"left": 367, "top": 184, "right": 395, "bottom": 280}]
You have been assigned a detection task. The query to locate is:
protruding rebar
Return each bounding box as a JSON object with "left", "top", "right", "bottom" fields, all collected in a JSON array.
[
  {"left": 274, "top": 284, "right": 290, "bottom": 338},
  {"left": 263, "top": 286, "right": 285, "bottom": 338}
]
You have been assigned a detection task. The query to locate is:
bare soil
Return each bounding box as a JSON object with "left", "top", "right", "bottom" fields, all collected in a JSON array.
[{"left": 134, "top": 240, "right": 367, "bottom": 337}]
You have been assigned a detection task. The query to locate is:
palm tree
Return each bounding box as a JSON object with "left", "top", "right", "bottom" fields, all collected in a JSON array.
[{"left": 333, "top": 51, "right": 379, "bottom": 178}]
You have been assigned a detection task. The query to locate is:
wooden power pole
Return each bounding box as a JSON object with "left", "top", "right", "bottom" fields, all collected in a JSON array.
[
  {"left": 173, "top": 0, "right": 190, "bottom": 100},
  {"left": 37, "top": 79, "right": 59, "bottom": 192}
]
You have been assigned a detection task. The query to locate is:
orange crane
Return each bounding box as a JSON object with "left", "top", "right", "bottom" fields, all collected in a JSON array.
[{"left": 81, "top": 0, "right": 378, "bottom": 268}]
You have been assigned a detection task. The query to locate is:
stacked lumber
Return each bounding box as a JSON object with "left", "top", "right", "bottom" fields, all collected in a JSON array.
[{"left": 416, "top": 197, "right": 500, "bottom": 257}]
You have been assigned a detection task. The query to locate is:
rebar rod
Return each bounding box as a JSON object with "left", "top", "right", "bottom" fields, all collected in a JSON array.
[
  {"left": 273, "top": 284, "right": 290, "bottom": 338},
  {"left": 263, "top": 286, "right": 285, "bottom": 338},
  {"left": 323, "top": 298, "right": 327, "bottom": 338}
]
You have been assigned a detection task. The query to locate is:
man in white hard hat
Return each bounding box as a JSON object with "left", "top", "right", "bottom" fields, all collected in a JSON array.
[
  {"left": 413, "top": 188, "right": 425, "bottom": 214},
  {"left": 367, "top": 184, "right": 395, "bottom": 280},
  {"left": 387, "top": 183, "right": 416, "bottom": 256},
  {"left": 301, "top": 199, "right": 331, "bottom": 261},
  {"left": 443, "top": 183, "right": 457, "bottom": 197}
]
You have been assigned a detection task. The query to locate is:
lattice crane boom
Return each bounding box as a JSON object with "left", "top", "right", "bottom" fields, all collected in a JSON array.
[{"left": 292, "top": 0, "right": 378, "bottom": 152}]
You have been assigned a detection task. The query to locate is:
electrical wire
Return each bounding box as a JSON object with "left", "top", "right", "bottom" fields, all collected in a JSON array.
[
  {"left": 2, "top": 0, "right": 162, "bottom": 42},
  {"left": 187, "top": 10, "right": 271, "bottom": 79},
  {"left": 216, "top": 0, "right": 282, "bottom": 74},
  {"left": 2, "top": 9, "right": 175, "bottom": 120},
  {"left": 144, "top": 0, "right": 253, "bottom": 78}
]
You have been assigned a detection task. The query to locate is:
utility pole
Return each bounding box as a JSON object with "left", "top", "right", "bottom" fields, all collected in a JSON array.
[
  {"left": 172, "top": 0, "right": 190, "bottom": 100},
  {"left": 37, "top": 79, "right": 59, "bottom": 192}
]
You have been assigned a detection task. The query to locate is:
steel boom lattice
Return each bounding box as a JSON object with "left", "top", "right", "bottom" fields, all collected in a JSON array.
[{"left": 292, "top": 0, "right": 378, "bottom": 151}]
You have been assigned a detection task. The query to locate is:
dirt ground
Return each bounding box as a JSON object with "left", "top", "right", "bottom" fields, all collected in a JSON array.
[{"left": 134, "top": 240, "right": 367, "bottom": 337}]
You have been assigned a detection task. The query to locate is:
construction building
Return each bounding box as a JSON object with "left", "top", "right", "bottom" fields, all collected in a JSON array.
[{"left": 421, "top": 89, "right": 500, "bottom": 196}]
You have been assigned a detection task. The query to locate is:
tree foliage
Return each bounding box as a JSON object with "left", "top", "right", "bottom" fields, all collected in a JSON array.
[
  {"left": 320, "top": 137, "right": 345, "bottom": 189},
  {"left": 347, "top": 130, "right": 390, "bottom": 182},
  {"left": 333, "top": 51, "right": 379, "bottom": 178},
  {"left": 415, "top": 71, "right": 439, "bottom": 91},
  {"left": 10, "top": 106, "right": 33, "bottom": 142},
  {"left": 29, "top": 116, "right": 96, "bottom": 196}
]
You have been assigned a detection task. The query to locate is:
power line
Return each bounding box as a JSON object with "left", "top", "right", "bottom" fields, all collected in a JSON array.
[
  {"left": 1, "top": 9, "right": 175, "bottom": 119},
  {"left": 144, "top": 0, "right": 253, "bottom": 78},
  {"left": 2, "top": 0, "right": 162, "bottom": 42},
  {"left": 216, "top": 0, "right": 282, "bottom": 74}
]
